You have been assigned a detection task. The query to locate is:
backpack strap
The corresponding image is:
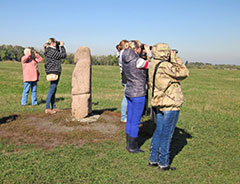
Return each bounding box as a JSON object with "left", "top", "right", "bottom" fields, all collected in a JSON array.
[
  {"left": 152, "top": 61, "right": 163, "bottom": 97},
  {"left": 151, "top": 61, "right": 163, "bottom": 122}
]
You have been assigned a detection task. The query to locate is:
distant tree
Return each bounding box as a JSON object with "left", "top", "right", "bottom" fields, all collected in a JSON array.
[
  {"left": 107, "top": 55, "right": 118, "bottom": 66},
  {"left": 64, "top": 53, "right": 74, "bottom": 64},
  {"left": 8, "top": 45, "right": 16, "bottom": 60},
  {"left": 0, "top": 44, "right": 25, "bottom": 61},
  {"left": 186, "top": 62, "right": 240, "bottom": 70},
  {"left": 0, "top": 48, "right": 6, "bottom": 61},
  {"left": 90, "top": 55, "right": 118, "bottom": 66},
  {"left": 2, "top": 44, "right": 238, "bottom": 69}
]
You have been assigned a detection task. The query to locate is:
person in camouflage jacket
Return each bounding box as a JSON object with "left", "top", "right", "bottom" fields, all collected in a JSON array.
[{"left": 148, "top": 43, "right": 189, "bottom": 171}]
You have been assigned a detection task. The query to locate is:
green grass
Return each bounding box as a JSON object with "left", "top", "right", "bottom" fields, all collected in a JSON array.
[
  {"left": 0, "top": 62, "right": 123, "bottom": 116},
  {"left": 0, "top": 62, "right": 240, "bottom": 183}
]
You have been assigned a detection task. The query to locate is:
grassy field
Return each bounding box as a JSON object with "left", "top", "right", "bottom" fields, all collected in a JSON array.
[{"left": 0, "top": 62, "right": 239, "bottom": 183}]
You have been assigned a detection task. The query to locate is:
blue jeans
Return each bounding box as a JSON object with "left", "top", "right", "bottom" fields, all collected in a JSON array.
[
  {"left": 149, "top": 110, "right": 179, "bottom": 167},
  {"left": 46, "top": 76, "right": 60, "bottom": 109},
  {"left": 126, "top": 96, "right": 145, "bottom": 137},
  {"left": 21, "top": 81, "right": 38, "bottom": 105},
  {"left": 121, "top": 84, "right": 127, "bottom": 122}
]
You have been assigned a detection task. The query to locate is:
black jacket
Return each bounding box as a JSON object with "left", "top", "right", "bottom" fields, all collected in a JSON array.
[{"left": 44, "top": 46, "right": 67, "bottom": 74}]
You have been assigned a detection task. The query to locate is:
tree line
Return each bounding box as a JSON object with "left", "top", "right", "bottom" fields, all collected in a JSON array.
[
  {"left": 0, "top": 44, "right": 239, "bottom": 69},
  {"left": 0, "top": 45, "right": 26, "bottom": 62},
  {"left": 0, "top": 44, "right": 119, "bottom": 66},
  {"left": 185, "top": 61, "right": 240, "bottom": 70},
  {"left": 63, "top": 54, "right": 119, "bottom": 65}
]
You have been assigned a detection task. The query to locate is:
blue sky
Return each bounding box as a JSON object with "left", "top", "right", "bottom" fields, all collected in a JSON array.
[{"left": 0, "top": 0, "right": 240, "bottom": 65}]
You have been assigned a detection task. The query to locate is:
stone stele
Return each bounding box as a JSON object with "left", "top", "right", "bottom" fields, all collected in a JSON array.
[{"left": 72, "top": 46, "right": 92, "bottom": 119}]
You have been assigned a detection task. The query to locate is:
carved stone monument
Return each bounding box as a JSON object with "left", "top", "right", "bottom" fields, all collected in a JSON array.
[{"left": 72, "top": 46, "right": 92, "bottom": 119}]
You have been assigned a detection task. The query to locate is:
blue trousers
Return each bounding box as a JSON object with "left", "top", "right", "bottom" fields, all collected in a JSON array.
[
  {"left": 149, "top": 110, "right": 179, "bottom": 167},
  {"left": 46, "top": 76, "right": 60, "bottom": 109},
  {"left": 126, "top": 96, "right": 145, "bottom": 138},
  {"left": 121, "top": 85, "right": 127, "bottom": 122},
  {"left": 21, "top": 81, "right": 38, "bottom": 105}
]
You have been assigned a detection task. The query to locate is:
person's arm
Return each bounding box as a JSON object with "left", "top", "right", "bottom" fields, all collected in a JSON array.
[
  {"left": 58, "top": 41, "right": 67, "bottom": 58},
  {"left": 118, "top": 50, "right": 124, "bottom": 73},
  {"left": 33, "top": 51, "right": 43, "bottom": 63},
  {"left": 44, "top": 47, "right": 67, "bottom": 59},
  {"left": 21, "top": 54, "right": 31, "bottom": 63},
  {"left": 136, "top": 58, "right": 150, "bottom": 69},
  {"left": 136, "top": 44, "right": 152, "bottom": 69},
  {"left": 161, "top": 60, "right": 189, "bottom": 80},
  {"left": 59, "top": 46, "right": 67, "bottom": 59}
]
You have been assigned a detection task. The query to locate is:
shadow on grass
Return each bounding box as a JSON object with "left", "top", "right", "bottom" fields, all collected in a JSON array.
[
  {"left": 0, "top": 115, "right": 18, "bottom": 125},
  {"left": 38, "top": 97, "right": 65, "bottom": 105},
  {"left": 91, "top": 108, "right": 117, "bottom": 115},
  {"left": 170, "top": 127, "right": 192, "bottom": 164},
  {"left": 138, "top": 120, "right": 192, "bottom": 164},
  {"left": 90, "top": 101, "right": 118, "bottom": 115},
  {"left": 138, "top": 119, "right": 156, "bottom": 148}
]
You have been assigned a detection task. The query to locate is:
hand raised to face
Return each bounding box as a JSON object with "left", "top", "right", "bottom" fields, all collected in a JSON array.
[{"left": 60, "top": 41, "right": 65, "bottom": 46}]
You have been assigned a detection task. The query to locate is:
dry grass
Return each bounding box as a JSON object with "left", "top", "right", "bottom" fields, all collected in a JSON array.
[{"left": 0, "top": 110, "right": 124, "bottom": 149}]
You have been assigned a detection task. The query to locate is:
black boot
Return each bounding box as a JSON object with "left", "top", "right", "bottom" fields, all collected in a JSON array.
[
  {"left": 126, "top": 134, "right": 129, "bottom": 150},
  {"left": 127, "top": 136, "right": 144, "bottom": 153}
]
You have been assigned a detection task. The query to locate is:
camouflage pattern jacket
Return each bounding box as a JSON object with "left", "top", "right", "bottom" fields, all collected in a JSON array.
[{"left": 148, "top": 56, "right": 189, "bottom": 111}]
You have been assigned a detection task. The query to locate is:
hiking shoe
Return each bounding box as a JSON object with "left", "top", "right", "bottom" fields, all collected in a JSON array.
[
  {"left": 53, "top": 108, "right": 63, "bottom": 112},
  {"left": 120, "top": 119, "right": 127, "bottom": 123},
  {"left": 148, "top": 162, "right": 159, "bottom": 167},
  {"left": 159, "top": 166, "right": 176, "bottom": 171},
  {"left": 45, "top": 109, "right": 56, "bottom": 114}
]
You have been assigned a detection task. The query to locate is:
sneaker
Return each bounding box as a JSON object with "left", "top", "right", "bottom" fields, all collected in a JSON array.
[
  {"left": 53, "top": 108, "right": 63, "bottom": 112},
  {"left": 45, "top": 109, "right": 56, "bottom": 114},
  {"left": 120, "top": 119, "right": 127, "bottom": 123},
  {"left": 159, "top": 166, "right": 176, "bottom": 171},
  {"left": 148, "top": 161, "right": 159, "bottom": 167}
]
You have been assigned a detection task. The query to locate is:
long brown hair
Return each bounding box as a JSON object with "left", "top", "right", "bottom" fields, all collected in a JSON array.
[
  {"left": 43, "top": 38, "right": 57, "bottom": 51},
  {"left": 116, "top": 40, "right": 129, "bottom": 52}
]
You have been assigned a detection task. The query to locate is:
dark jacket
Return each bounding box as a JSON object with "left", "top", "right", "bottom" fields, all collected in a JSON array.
[
  {"left": 44, "top": 46, "right": 67, "bottom": 75},
  {"left": 122, "top": 49, "right": 147, "bottom": 97}
]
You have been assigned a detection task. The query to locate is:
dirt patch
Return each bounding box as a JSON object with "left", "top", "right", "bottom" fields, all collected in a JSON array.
[
  {"left": 0, "top": 110, "right": 124, "bottom": 149},
  {"left": 26, "top": 117, "right": 75, "bottom": 133}
]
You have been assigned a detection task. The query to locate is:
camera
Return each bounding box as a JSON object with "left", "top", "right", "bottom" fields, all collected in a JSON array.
[
  {"left": 140, "top": 44, "right": 152, "bottom": 51},
  {"left": 56, "top": 41, "right": 60, "bottom": 46},
  {"left": 31, "top": 50, "right": 36, "bottom": 59},
  {"left": 139, "top": 44, "right": 152, "bottom": 59},
  {"left": 171, "top": 49, "right": 178, "bottom": 54},
  {"left": 56, "top": 41, "right": 60, "bottom": 51}
]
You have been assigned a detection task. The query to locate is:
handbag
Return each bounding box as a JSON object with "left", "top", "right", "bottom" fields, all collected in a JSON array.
[{"left": 46, "top": 74, "right": 58, "bottom": 81}]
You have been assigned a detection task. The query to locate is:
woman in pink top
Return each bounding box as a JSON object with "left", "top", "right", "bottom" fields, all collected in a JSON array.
[{"left": 21, "top": 48, "right": 42, "bottom": 105}]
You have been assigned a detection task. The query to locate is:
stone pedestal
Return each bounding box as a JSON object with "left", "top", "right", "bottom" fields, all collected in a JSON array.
[{"left": 72, "top": 46, "right": 92, "bottom": 119}]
